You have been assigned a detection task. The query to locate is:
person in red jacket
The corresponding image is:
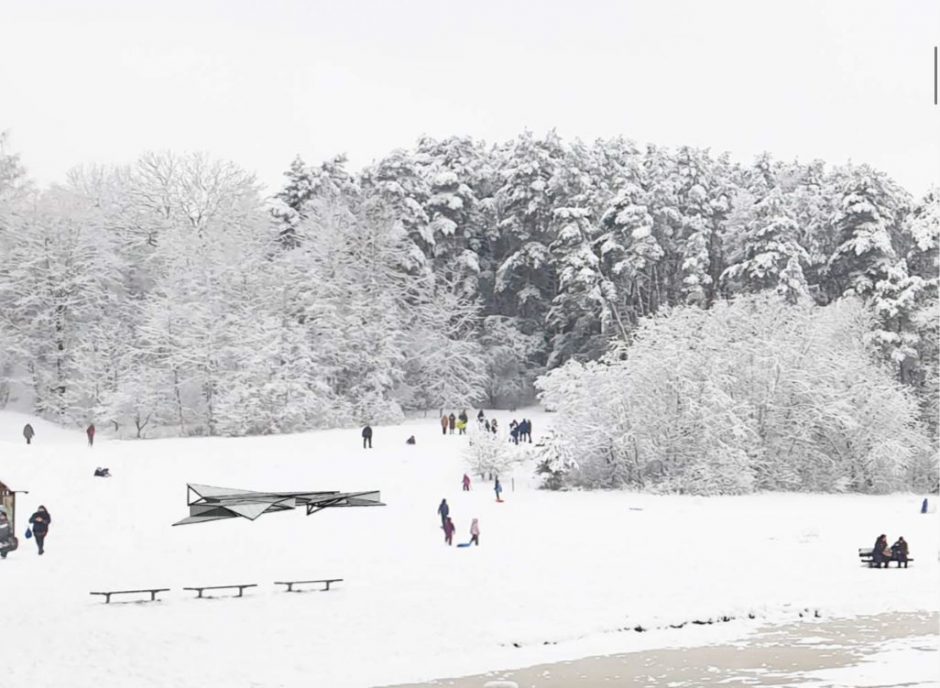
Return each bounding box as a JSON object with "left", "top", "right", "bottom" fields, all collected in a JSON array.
[
  {"left": 462, "top": 474, "right": 471, "bottom": 491},
  {"left": 443, "top": 516, "right": 455, "bottom": 546},
  {"left": 86, "top": 423, "right": 96, "bottom": 447}
]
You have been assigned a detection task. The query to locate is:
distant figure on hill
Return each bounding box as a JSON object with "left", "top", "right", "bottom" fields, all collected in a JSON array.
[
  {"left": 469, "top": 518, "right": 480, "bottom": 546},
  {"left": 86, "top": 423, "right": 96, "bottom": 447},
  {"left": 484, "top": 419, "right": 491, "bottom": 432},
  {"left": 443, "top": 516, "right": 455, "bottom": 546},
  {"left": 440, "top": 415, "right": 449, "bottom": 435},
  {"left": 23, "top": 423, "right": 34, "bottom": 445},
  {"left": 509, "top": 423, "right": 520, "bottom": 445},
  {"left": 462, "top": 474, "right": 471, "bottom": 491},
  {"left": 448, "top": 413, "right": 456, "bottom": 435},
  {"left": 490, "top": 419, "right": 498, "bottom": 434},
  {"left": 520, "top": 419, "right": 532, "bottom": 443},
  {"left": 0, "top": 511, "right": 14, "bottom": 558},
  {"left": 494, "top": 478, "right": 504, "bottom": 503},
  {"left": 922, "top": 498, "right": 928, "bottom": 514},
  {"left": 406, "top": 435, "right": 416, "bottom": 445},
  {"left": 28, "top": 505, "right": 51, "bottom": 556},
  {"left": 457, "top": 418, "right": 467, "bottom": 435},
  {"left": 361, "top": 425, "right": 373, "bottom": 449},
  {"left": 93, "top": 467, "right": 111, "bottom": 477},
  {"left": 871, "top": 534, "right": 889, "bottom": 568},
  {"left": 437, "top": 498, "right": 449, "bottom": 526},
  {"left": 477, "top": 409, "right": 485, "bottom": 422},
  {"left": 459, "top": 409, "right": 468, "bottom": 425},
  {"left": 891, "top": 537, "right": 909, "bottom": 568}
]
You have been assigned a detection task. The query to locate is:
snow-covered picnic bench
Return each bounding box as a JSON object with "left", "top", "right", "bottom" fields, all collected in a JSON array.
[
  {"left": 90, "top": 588, "right": 170, "bottom": 604},
  {"left": 183, "top": 583, "right": 257, "bottom": 598},
  {"left": 274, "top": 578, "right": 343, "bottom": 592},
  {"left": 858, "top": 548, "right": 913, "bottom": 567}
]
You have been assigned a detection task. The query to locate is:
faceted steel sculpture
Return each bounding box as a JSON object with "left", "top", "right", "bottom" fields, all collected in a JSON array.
[{"left": 173, "top": 483, "right": 384, "bottom": 525}]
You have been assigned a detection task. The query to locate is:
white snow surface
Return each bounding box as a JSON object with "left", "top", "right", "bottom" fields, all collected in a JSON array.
[{"left": 1, "top": 409, "right": 937, "bottom": 688}]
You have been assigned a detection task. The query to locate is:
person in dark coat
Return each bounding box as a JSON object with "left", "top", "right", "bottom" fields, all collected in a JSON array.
[
  {"left": 23, "top": 423, "right": 34, "bottom": 445},
  {"left": 0, "top": 511, "right": 14, "bottom": 558},
  {"left": 871, "top": 534, "right": 889, "bottom": 568},
  {"left": 448, "top": 413, "right": 456, "bottom": 434},
  {"left": 86, "top": 423, "right": 96, "bottom": 447},
  {"left": 522, "top": 419, "right": 532, "bottom": 443},
  {"left": 443, "top": 516, "right": 456, "bottom": 546},
  {"left": 94, "top": 467, "right": 111, "bottom": 477},
  {"left": 922, "top": 498, "right": 929, "bottom": 514},
  {"left": 891, "top": 537, "right": 909, "bottom": 568},
  {"left": 458, "top": 409, "right": 468, "bottom": 424},
  {"left": 28, "top": 505, "right": 51, "bottom": 556},
  {"left": 462, "top": 474, "right": 471, "bottom": 491},
  {"left": 406, "top": 435, "right": 416, "bottom": 445},
  {"left": 494, "top": 478, "right": 504, "bottom": 503},
  {"left": 509, "top": 425, "right": 520, "bottom": 445},
  {"left": 440, "top": 415, "right": 449, "bottom": 435},
  {"left": 437, "top": 498, "right": 449, "bottom": 527},
  {"left": 490, "top": 419, "right": 498, "bottom": 434},
  {"left": 361, "top": 425, "right": 373, "bottom": 449},
  {"left": 484, "top": 419, "right": 491, "bottom": 432},
  {"left": 477, "top": 409, "right": 485, "bottom": 422}
]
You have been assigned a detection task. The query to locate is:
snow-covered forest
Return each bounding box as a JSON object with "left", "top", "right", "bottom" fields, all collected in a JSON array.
[{"left": 0, "top": 131, "right": 937, "bottom": 491}]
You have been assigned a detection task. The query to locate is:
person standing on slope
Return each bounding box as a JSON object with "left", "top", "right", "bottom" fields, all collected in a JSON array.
[
  {"left": 361, "top": 424, "right": 373, "bottom": 449},
  {"left": 469, "top": 518, "right": 480, "bottom": 546},
  {"left": 23, "top": 423, "right": 34, "bottom": 445},
  {"left": 494, "top": 478, "right": 504, "bottom": 503},
  {"left": 28, "top": 505, "right": 51, "bottom": 556},
  {"left": 437, "top": 498, "right": 450, "bottom": 527},
  {"left": 440, "top": 414, "right": 449, "bottom": 435},
  {"left": 448, "top": 413, "right": 456, "bottom": 435},
  {"left": 86, "top": 423, "right": 96, "bottom": 447},
  {"left": 443, "top": 516, "right": 456, "bottom": 546},
  {"left": 462, "top": 474, "right": 471, "bottom": 492}
]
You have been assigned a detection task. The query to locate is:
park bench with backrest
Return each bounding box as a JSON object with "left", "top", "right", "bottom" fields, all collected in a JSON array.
[
  {"left": 858, "top": 548, "right": 914, "bottom": 568},
  {"left": 90, "top": 588, "right": 170, "bottom": 604},
  {"left": 183, "top": 583, "right": 257, "bottom": 598},
  {"left": 273, "top": 578, "right": 343, "bottom": 592}
]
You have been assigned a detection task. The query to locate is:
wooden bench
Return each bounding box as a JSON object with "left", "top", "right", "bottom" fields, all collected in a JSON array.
[
  {"left": 858, "top": 548, "right": 913, "bottom": 568},
  {"left": 90, "top": 588, "right": 170, "bottom": 604},
  {"left": 274, "top": 578, "right": 343, "bottom": 592},
  {"left": 183, "top": 583, "right": 257, "bottom": 598}
]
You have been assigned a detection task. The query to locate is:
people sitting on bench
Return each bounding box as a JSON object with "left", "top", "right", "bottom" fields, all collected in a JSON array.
[
  {"left": 871, "top": 534, "right": 890, "bottom": 568},
  {"left": 891, "top": 536, "right": 909, "bottom": 568},
  {"left": 94, "top": 467, "right": 111, "bottom": 477}
]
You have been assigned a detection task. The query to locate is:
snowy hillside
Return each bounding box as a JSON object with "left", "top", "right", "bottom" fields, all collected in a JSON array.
[{"left": 1, "top": 410, "right": 937, "bottom": 688}]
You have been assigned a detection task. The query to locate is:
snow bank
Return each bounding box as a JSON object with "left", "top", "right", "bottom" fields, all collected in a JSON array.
[{"left": 0, "top": 410, "right": 936, "bottom": 687}]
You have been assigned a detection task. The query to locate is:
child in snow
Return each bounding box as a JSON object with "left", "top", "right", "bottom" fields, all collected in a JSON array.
[
  {"left": 494, "top": 478, "right": 503, "bottom": 503},
  {"left": 462, "top": 474, "right": 471, "bottom": 491},
  {"left": 457, "top": 419, "right": 467, "bottom": 435},
  {"left": 443, "top": 516, "right": 455, "bottom": 546},
  {"left": 469, "top": 518, "right": 480, "bottom": 546},
  {"left": 490, "top": 419, "right": 498, "bottom": 435}
]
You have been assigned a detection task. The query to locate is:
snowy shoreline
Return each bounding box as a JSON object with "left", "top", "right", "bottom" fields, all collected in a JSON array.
[{"left": 1, "top": 410, "right": 937, "bottom": 688}]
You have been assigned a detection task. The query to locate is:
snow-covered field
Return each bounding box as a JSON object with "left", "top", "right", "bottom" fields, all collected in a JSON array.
[{"left": 1, "top": 409, "right": 937, "bottom": 688}]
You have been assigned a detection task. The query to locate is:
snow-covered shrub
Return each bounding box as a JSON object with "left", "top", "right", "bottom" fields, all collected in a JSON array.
[
  {"left": 464, "top": 423, "right": 521, "bottom": 480},
  {"left": 537, "top": 294, "right": 935, "bottom": 494}
]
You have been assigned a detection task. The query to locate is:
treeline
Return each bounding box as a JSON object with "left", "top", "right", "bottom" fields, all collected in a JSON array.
[{"left": 0, "top": 131, "right": 937, "bottom": 440}]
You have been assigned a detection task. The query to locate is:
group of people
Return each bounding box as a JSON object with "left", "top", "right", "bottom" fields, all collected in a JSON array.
[
  {"left": 437, "top": 498, "right": 480, "bottom": 547},
  {"left": 441, "top": 410, "right": 470, "bottom": 436},
  {"left": 870, "top": 534, "right": 910, "bottom": 568},
  {"left": 0, "top": 505, "right": 52, "bottom": 559},
  {"left": 508, "top": 419, "right": 533, "bottom": 444},
  {"left": 21, "top": 423, "right": 96, "bottom": 446}
]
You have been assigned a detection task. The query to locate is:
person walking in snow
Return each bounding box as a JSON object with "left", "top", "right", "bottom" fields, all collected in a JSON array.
[
  {"left": 443, "top": 516, "right": 456, "bottom": 546},
  {"left": 922, "top": 498, "right": 929, "bottom": 514},
  {"left": 494, "top": 478, "right": 504, "bottom": 503},
  {"left": 0, "top": 511, "right": 14, "bottom": 559},
  {"left": 448, "top": 413, "right": 456, "bottom": 435},
  {"left": 361, "top": 425, "right": 373, "bottom": 449},
  {"left": 437, "top": 498, "right": 450, "bottom": 527},
  {"left": 86, "top": 423, "right": 96, "bottom": 447},
  {"left": 469, "top": 518, "right": 480, "bottom": 546},
  {"left": 23, "top": 423, "right": 34, "bottom": 445},
  {"left": 462, "top": 474, "right": 471, "bottom": 491},
  {"left": 28, "top": 505, "right": 51, "bottom": 556},
  {"left": 440, "top": 414, "right": 449, "bottom": 435}
]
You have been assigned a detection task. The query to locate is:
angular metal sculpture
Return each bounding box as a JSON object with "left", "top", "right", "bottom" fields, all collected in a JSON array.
[{"left": 173, "top": 483, "right": 384, "bottom": 526}]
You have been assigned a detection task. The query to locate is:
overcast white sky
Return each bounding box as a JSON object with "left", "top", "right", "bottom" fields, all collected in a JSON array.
[{"left": 1, "top": 0, "right": 938, "bottom": 195}]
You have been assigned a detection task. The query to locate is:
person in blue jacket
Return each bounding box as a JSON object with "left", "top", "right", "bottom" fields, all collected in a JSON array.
[{"left": 494, "top": 478, "right": 504, "bottom": 503}]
